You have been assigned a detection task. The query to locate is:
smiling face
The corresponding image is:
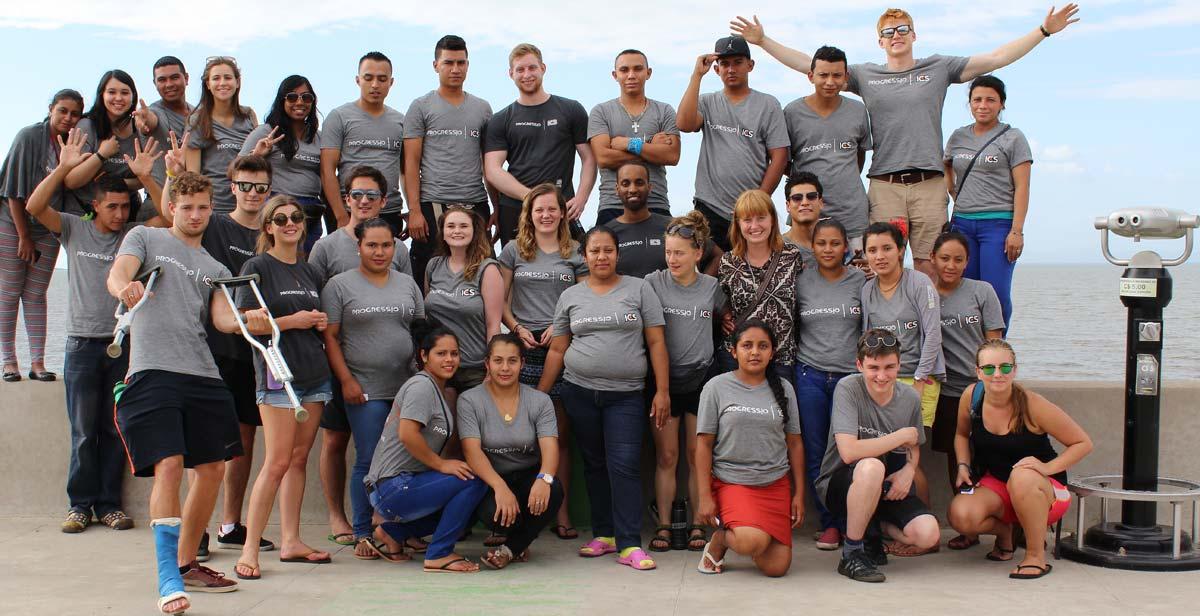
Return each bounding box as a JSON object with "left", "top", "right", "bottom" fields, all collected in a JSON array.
[
  {"left": 786, "top": 183, "right": 823, "bottom": 226},
  {"left": 976, "top": 346, "right": 1017, "bottom": 393},
  {"left": 358, "top": 225, "right": 395, "bottom": 274},
  {"left": 858, "top": 351, "right": 901, "bottom": 396},
  {"left": 435, "top": 49, "right": 469, "bottom": 89},
  {"left": 737, "top": 211, "right": 773, "bottom": 247},
  {"left": 616, "top": 164, "right": 650, "bottom": 211},
  {"left": 486, "top": 340, "right": 523, "bottom": 387},
  {"left": 733, "top": 326, "right": 774, "bottom": 376},
  {"left": 528, "top": 192, "right": 563, "bottom": 235},
  {"left": 356, "top": 59, "right": 394, "bottom": 104},
  {"left": 153, "top": 64, "right": 188, "bottom": 104},
  {"left": 932, "top": 238, "right": 968, "bottom": 286},
  {"left": 878, "top": 18, "right": 916, "bottom": 58},
  {"left": 509, "top": 53, "right": 545, "bottom": 96},
  {"left": 441, "top": 210, "right": 474, "bottom": 250},
  {"left": 49, "top": 98, "right": 83, "bottom": 135},
  {"left": 612, "top": 52, "right": 650, "bottom": 96},
  {"left": 345, "top": 176, "right": 385, "bottom": 222},
  {"left": 103, "top": 77, "right": 133, "bottom": 119},
  {"left": 285, "top": 83, "right": 313, "bottom": 122},
  {"left": 970, "top": 85, "right": 1004, "bottom": 125},
  {"left": 206, "top": 63, "right": 238, "bottom": 103},
  {"left": 232, "top": 169, "right": 270, "bottom": 215},
  {"left": 266, "top": 203, "right": 305, "bottom": 248},
  {"left": 422, "top": 334, "right": 461, "bottom": 381},
  {"left": 865, "top": 231, "right": 903, "bottom": 277},
  {"left": 584, "top": 231, "right": 618, "bottom": 279},
  {"left": 813, "top": 226, "right": 847, "bottom": 270}
]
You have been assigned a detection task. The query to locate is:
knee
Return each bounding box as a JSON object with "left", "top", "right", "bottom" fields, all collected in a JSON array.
[
  {"left": 758, "top": 557, "right": 791, "bottom": 578},
  {"left": 853, "top": 458, "right": 885, "bottom": 486},
  {"left": 947, "top": 498, "right": 978, "bottom": 532},
  {"left": 655, "top": 446, "right": 678, "bottom": 470},
  {"left": 192, "top": 461, "right": 225, "bottom": 484},
  {"left": 1007, "top": 467, "right": 1043, "bottom": 497},
  {"left": 262, "top": 457, "right": 291, "bottom": 482},
  {"left": 155, "top": 457, "right": 184, "bottom": 484},
  {"left": 910, "top": 517, "right": 941, "bottom": 549}
]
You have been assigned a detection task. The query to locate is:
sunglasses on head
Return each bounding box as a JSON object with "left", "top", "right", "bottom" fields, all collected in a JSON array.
[
  {"left": 979, "top": 363, "right": 1014, "bottom": 376},
  {"left": 788, "top": 191, "right": 821, "bottom": 203},
  {"left": 666, "top": 224, "right": 696, "bottom": 239},
  {"left": 861, "top": 333, "right": 898, "bottom": 348},
  {"left": 880, "top": 24, "right": 913, "bottom": 38},
  {"left": 206, "top": 55, "right": 238, "bottom": 66},
  {"left": 270, "top": 211, "right": 306, "bottom": 226},
  {"left": 347, "top": 189, "right": 383, "bottom": 202},
  {"left": 284, "top": 92, "right": 315, "bottom": 103},
  {"left": 234, "top": 181, "right": 270, "bottom": 194}
]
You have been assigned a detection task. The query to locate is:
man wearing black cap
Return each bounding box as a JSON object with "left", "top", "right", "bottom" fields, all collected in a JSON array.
[{"left": 677, "top": 35, "right": 789, "bottom": 251}]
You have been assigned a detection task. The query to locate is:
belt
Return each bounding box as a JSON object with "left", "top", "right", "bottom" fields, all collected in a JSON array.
[{"left": 873, "top": 170, "right": 942, "bottom": 185}]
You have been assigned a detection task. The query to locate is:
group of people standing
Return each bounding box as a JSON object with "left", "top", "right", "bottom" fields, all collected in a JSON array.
[{"left": 0, "top": 4, "right": 1096, "bottom": 614}]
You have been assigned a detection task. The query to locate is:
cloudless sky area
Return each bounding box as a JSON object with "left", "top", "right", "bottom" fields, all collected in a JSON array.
[{"left": 1, "top": 0, "right": 1197, "bottom": 264}]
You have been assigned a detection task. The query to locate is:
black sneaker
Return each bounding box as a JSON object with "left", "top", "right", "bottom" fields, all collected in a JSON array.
[
  {"left": 838, "top": 551, "right": 886, "bottom": 583},
  {"left": 197, "top": 531, "right": 211, "bottom": 563},
  {"left": 865, "top": 538, "right": 888, "bottom": 567},
  {"left": 217, "top": 523, "right": 276, "bottom": 551}
]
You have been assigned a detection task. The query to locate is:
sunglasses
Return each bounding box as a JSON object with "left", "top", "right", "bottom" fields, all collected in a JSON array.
[
  {"left": 880, "top": 25, "right": 913, "bottom": 38},
  {"left": 284, "top": 92, "right": 315, "bottom": 103},
  {"left": 788, "top": 191, "right": 821, "bottom": 203},
  {"left": 979, "top": 363, "right": 1015, "bottom": 376},
  {"left": 206, "top": 55, "right": 238, "bottom": 67},
  {"left": 347, "top": 189, "right": 383, "bottom": 202},
  {"left": 235, "top": 181, "right": 270, "bottom": 194},
  {"left": 666, "top": 224, "right": 696, "bottom": 239},
  {"left": 269, "top": 211, "right": 306, "bottom": 226},
  {"left": 861, "top": 334, "right": 898, "bottom": 348}
]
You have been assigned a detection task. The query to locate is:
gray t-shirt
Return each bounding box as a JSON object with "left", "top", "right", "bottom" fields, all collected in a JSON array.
[
  {"left": 322, "top": 269, "right": 424, "bottom": 400},
  {"left": 697, "top": 372, "right": 801, "bottom": 487},
  {"left": 782, "top": 236, "right": 817, "bottom": 270},
  {"left": 403, "top": 91, "right": 492, "bottom": 203},
  {"left": 186, "top": 113, "right": 256, "bottom": 213},
  {"left": 321, "top": 102, "right": 405, "bottom": 214},
  {"left": 848, "top": 55, "right": 969, "bottom": 176},
  {"left": 814, "top": 374, "right": 923, "bottom": 501},
  {"left": 75, "top": 118, "right": 143, "bottom": 216},
  {"left": 116, "top": 226, "right": 231, "bottom": 379},
  {"left": 552, "top": 275, "right": 666, "bottom": 392},
  {"left": 945, "top": 123, "right": 1033, "bottom": 215},
  {"left": 424, "top": 256, "right": 500, "bottom": 370},
  {"left": 939, "top": 279, "right": 1005, "bottom": 395},
  {"left": 457, "top": 384, "right": 558, "bottom": 475},
  {"left": 0, "top": 121, "right": 59, "bottom": 231},
  {"left": 57, "top": 213, "right": 128, "bottom": 337},
  {"left": 861, "top": 269, "right": 945, "bottom": 381},
  {"left": 365, "top": 372, "right": 453, "bottom": 485},
  {"left": 497, "top": 241, "right": 587, "bottom": 330},
  {"left": 147, "top": 100, "right": 192, "bottom": 210},
  {"left": 603, "top": 213, "right": 718, "bottom": 279},
  {"left": 239, "top": 123, "right": 323, "bottom": 201},
  {"left": 796, "top": 266, "right": 865, "bottom": 374},
  {"left": 587, "top": 98, "right": 678, "bottom": 212},
  {"left": 645, "top": 270, "right": 725, "bottom": 392},
  {"left": 308, "top": 227, "right": 411, "bottom": 283},
  {"left": 693, "top": 90, "right": 789, "bottom": 219},
  {"left": 783, "top": 96, "right": 871, "bottom": 236}
]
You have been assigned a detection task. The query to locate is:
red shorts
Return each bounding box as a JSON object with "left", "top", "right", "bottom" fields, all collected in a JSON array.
[
  {"left": 712, "top": 475, "right": 793, "bottom": 546},
  {"left": 977, "top": 473, "right": 1071, "bottom": 525}
]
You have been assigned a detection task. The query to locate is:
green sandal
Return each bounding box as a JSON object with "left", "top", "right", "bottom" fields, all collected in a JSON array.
[
  {"left": 648, "top": 526, "right": 671, "bottom": 552},
  {"left": 687, "top": 527, "right": 709, "bottom": 552}
]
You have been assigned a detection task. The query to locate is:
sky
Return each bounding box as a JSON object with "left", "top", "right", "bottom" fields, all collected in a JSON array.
[{"left": 1, "top": 0, "right": 1198, "bottom": 264}]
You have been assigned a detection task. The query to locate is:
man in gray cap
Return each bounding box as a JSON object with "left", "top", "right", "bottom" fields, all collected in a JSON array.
[{"left": 677, "top": 35, "right": 789, "bottom": 250}]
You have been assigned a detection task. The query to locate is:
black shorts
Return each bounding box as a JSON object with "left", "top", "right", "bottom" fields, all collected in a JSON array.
[
  {"left": 216, "top": 355, "right": 260, "bottom": 427},
  {"left": 669, "top": 388, "right": 702, "bottom": 418},
  {"left": 931, "top": 393, "right": 961, "bottom": 454},
  {"left": 694, "top": 199, "right": 732, "bottom": 252},
  {"left": 823, "top": 459, "right": 931, "bottom": 531},
  {"left": 320, "top": 378, "right": 351, "bottom": 432},
  {"left": 115, "top": 370, "right": 243, "bottom": 478}
]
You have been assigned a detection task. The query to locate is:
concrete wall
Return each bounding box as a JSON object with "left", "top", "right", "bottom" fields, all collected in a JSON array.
[{"left": 5, "top": 380, "right": 1199, "bottom": 530}]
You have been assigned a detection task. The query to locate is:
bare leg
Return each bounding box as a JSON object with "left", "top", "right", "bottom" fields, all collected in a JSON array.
[
  {"left": 1008, "top": 468, "right": 1055, "bottom": 573},
  {"left": 882, "top": 514, "right": 940, "bottom": 551},
  {"left": 278, "top": 402, "right": 325, "bottom": 558},
  {"left": 651, "top": 415, "right": 680, "bottom": 527},
  {"left": 222, "top": 423, "right": 256, "bottom": 527},
  {"left": 240, "top": 405, "right": 298, "bottom": 571},
  {"left": 913, "top": 465, "right": 931, "bottom": 507},
  {"left": 319, "top": 429, "right": 352, "bottom": 537},
  {"left": 684, "top": 415, "right": 701, "bottom": 525},
  {"left": 948, "top": 488, "right": 1010, "bottom": 554},
  {"left": 845, "top": 459, "right": 885, "bottom": 542},
  {"left": 150, "top": 456, "right": 188, "bottom": 614},
  {"left": 178, "top": 461, "right": 225, "bottom": 566}
]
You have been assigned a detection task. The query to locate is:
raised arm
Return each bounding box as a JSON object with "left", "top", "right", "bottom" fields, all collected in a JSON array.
[
  {"left": 26, "top": 129, "right": 93, "bottom": 233},
  {"left": 961, "top": 4, "right": 1080, "bottom": 81},
  {"left": 676, "top": 55, "right": 716, "bottom": 133},
  {"left": 730, "top": 15, "right": 813, "bottom": 73}
]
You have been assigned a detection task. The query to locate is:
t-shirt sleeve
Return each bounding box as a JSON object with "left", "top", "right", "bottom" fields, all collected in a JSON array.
[
  {"left": 783, "top": 381, "right": 802, "bottom": 435},
  {"left": 979, "top": 283, "right": 1005, "bottom": 332},
  {"left": 573, "top": 252, "right": 589, "bottom": 279},
  {"left": 1008, "top": 128, "right": 1034, "bottom": 168},
  {"left": 497, "top": 242, "right": 516, "bottom": 270},
  {"left": 116, "top": 225, "right": 149, "bottom": 264},
  {"left": 943, "top": 55, "right": 971, "bottom": 85},
  {"left": 239, "top": 124, "right": 265, "bottom": 156},
  {"left": 398, "top": 377, "right": 436, "bottom": 426},
  {"left": 846, "top": 64, "right": 863, "bottom": 95},
  {"left": 411, "top": 280, "right": 426, "bottom": 319},
  {"left": 696, "top": 93, "right": 711, "bottom": 122},
  {"left": 483, "top": 107, "right": 509, "bottom": 154},
  {"left": 0, "top": 127, "right": 42, "bottom": 200},
  {"left": 638, "top": 280, "right": 666, "bottom": 328},
  {"left": 456, "top": 393, "right": 481, "bottom": 440},
  {"left": 586, "top": 104, "right": 610, "bottom": 141},
  {"left": 533, "top": 394, "right": 558, "bottom": 438},
  {"left": 57, "top": 212, "right": 80, "bottom": 244},
  {"left": 943, "top": 128, "right": 962, "bottom": 163},
  {"left": 712, "top": 282, "right": 729, "bottom": 314},
  {"left": 234, "top": 259, "right": 263, "bottom": 311},
  {"left": 402, "top": 98, "right": 426, "bottom": 140},
  {"left": 569, "top": 100, "right": 589, "bottom": 145},
  {"left": 551, "top": 292, "right": 572, "bottom": 337},
  {"left": 763, "top": 96, "right": 791, "bottom": 150},
  {"left": 829, "top": 380, "right": 860, "bottom": 437},
  {"left": 319, "top": 108, "right": 345, "bottom": 150},
  {"left": 661, "top": 104, "right": 680, "bottom": 136},
  {"left": 321, "top": 278, "right": 344, "bottom": 326},
  {"left": 696, "top": 381, "right": 719, "bottom": 435}
]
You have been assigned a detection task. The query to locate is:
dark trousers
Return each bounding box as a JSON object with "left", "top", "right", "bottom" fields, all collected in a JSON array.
[
  {"left": 64, "top": 336, "right": 128, "bottom": 517},
  {"left": 794, "top": 363, "right": 850, "bottom": 530},
  {"left": 694, "top": 199, "right": 732, "bottom": 252},
  {"left": 560, "top": 382, "right": 645, "bottom": 550},
  {"left": 476, "top": 466, "right": 565, "bottom": 555},
  {"left": 370, "top": 470, "right": 488, "bottom": 560}
]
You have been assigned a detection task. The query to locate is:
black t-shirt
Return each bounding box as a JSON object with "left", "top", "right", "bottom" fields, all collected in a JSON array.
[
  {"left": 604, "top": 213, "right": 720, "bottom": 278},
  {"left": 235, "top": 253, "right": 330, "bottom": 391},
  {"left": 484, "top": 95, "right": 588, "bottom": 208},
  {"left": 202, "top": 213, "right": 260, "bottom": 361}
]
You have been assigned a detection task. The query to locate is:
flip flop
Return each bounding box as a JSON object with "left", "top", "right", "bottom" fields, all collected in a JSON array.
[
  {"left": 986, "top": 544, "right": 1016, "bottom": 562},
  {"left": 157, "top": 590, "right": 191, "bottom": 615},
  {"left": 234, "top": 561, "right": 261, "bottom": 580},
  {"left": 1009, "top": 563, "right": 1053, "bottom": 579},
  {"left": 551, "top": 525, "right": 579, "bottom": 540},
  {"left": 696, "top": 541, "right": 724, "bottom": 574},
  {"left": 327, "top": 532, "right": 355, "bottom": 546},
  {"left": 884, "top": 541, "right": 940, "bottom": 557},
  {"left": 358, "top": 537, "right": 410, "bottom": 563},
  {"left": 948, "top": 534, "right": 980, "bottom": 550},
  {"left": 280, "top": 551, "right": 332, "bottom": 564},
  {"left": 423, "top": 557, "right": 478, "bottom": 573},
  {"left": 405, "top": 537, "right": 429, "bottom": 553}
]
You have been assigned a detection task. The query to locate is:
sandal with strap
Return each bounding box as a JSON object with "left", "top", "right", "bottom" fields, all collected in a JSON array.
[
  {"left": 986, "top": 542, "right": 1016, "bottom": 562},
  {"left": 1009, "top": 563, "right": 1052, "bottom": 579},
  {"left": 696, "top": 541, "right": 725, "bottom": 574},
  {"left": 648, "top": 526, "right": 671, "bottom": 552},
  {"left": 423, "top": 557, "right": 479, "bottom": 573},
  {"left": 358, "top": 536, "right": 410, "bottom": 563},
  {"left": 234, "top": 561, "right": 261, "bottom": 580},
  {"left": 687, "top": 526, "right": 709, "bottom": 552},
  {"left": 482, "top": 545, "right": 516, "bottom": 570},
  {"left": 948, "top": 534, "right": 980, "bottom": 550},
  {"left": 551, "top": 524, "right": 579, "bottom": 540}
]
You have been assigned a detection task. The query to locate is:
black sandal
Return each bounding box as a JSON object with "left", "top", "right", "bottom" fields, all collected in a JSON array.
[
  {"left": 27, "top": 370, "right": 56, "bottom": 382},
  {"left": 1009, "top": 563, "right": 1052, "bottom": 579},
  {"left": 649, "top": 526, "right": 671, "bottom": 552},
  {"left": 551, "top": 525, "right": 578, "bottom": 540},
  {"left": 2, "top": 371, "right": 20, "bottom": 382},
  {"left": 986, "top": 542, "right": 1016, "bottom": 562},
  {"left": 687, "top": 527, "right": 709, "bottom": 552}
]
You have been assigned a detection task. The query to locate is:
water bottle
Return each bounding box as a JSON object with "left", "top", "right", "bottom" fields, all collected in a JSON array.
[{"left": 669, "top": 499, "right": 688, "bottom": 551}]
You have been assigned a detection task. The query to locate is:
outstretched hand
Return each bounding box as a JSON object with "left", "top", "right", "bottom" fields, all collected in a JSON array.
[
  {"left": 730, "top": 15, "right": 765, "bottom": 44},
  {"left": 1044, "top": 4, "right": 1080, "bottom": 34},
  {"left": 56, "top": 128, "right": 90, "bottom": 170},
  {"left": 164, "top": 130, "right": 190, "bottom": 177},
  {"left": 132, "top": 99, "right": 155, "bottom": 135},
  {"left": 252, "top": 126, "right": 285, "bottom": 157},
  {"left": 124, "top": 136, "right": 163, "bottom": 178}
]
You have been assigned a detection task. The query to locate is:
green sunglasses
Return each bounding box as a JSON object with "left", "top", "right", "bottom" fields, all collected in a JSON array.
[{"left": 979, "top": 363, "right": 1014, "bottom": 376}]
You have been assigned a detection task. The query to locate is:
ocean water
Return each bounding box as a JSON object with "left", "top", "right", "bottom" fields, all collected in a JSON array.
[{"left": 11, "top": 264, "right": 1200, "bottom": 382}]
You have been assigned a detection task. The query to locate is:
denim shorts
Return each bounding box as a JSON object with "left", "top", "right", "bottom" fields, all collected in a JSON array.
[{"left": 256, "top": 379, "right": 333, "bottom": 407}]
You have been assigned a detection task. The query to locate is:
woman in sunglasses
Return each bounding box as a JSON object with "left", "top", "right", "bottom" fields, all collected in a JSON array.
[
  {"left": 186, "top": 56, "right": 257, "bottom": 214},
  {"left": 233, "top": 195, "right": 333, "bottom": 580},
  {"left": 929, "top": 230, "right": 1004, "bottom": 551},
  {"left": 645, "top": 210, "right": 727, "bottom": 553},
  {"left": 242, "top": 75, "right": 323, "bottom": 251},
  {"left": 948, "top": 339, "right": 1092, "bottom": 579}
]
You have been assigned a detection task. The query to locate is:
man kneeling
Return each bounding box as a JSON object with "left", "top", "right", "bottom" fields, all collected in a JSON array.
[{"left": 815, "top": 328, "right": 940, "bottom": 583}]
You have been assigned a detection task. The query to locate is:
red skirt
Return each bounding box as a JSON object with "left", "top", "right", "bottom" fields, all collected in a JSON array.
[{"left": 712, "top": 475, "right": 793, "bottom": 546}]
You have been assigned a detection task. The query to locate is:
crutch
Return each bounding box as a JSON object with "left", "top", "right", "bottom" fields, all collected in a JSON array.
[
  {"left": 107, "top": 266, "right": 163, "bottom": 359},
  {"left": 212, "top": 274, "right": 308, "bottom": 422}
]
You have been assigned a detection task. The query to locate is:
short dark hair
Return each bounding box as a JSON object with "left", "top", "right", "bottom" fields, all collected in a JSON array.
[
  {"left": 153, "top": 55, "right": 187, "bottom": 74},
  {"left": 435, "top": 35, "right": 468, "bottom": 60},
  {"left": 786, "top": 172, "right": 823, "bottom": 197},
  {"left": 227, "top": 154, "right": 273, "bottom": 182},
  {"left": 358, "top": 51, "right": 392, "bottom": 70},
  {"left": 969, "top": 75, "right": 1007, "bottom": 104},
  {"left": 579, "top": 226, "right": 619, "bottom": 257},
  {"left": 616, "top": 160, "right": 651, "bottom": 180},
  {"left": 354, "top": 217, "right": 394, "bottom": 242},
  {"left": 933, "top": 229, "right": 971, "bottom": 258},
  {"left": 95, "top": 176, "right": 130, "bottom": 200},
  {"left": 810, "top": 45, "right": 848, "bottom": 72},
  {"left": 614, "top": 48, "right": 648, "bottom": 67},
  {"left": 342, "top": 165, "right": 387, "bottom": 194},
  {"left": 857, "top": 328, "right": 902, "bottom": 361}
]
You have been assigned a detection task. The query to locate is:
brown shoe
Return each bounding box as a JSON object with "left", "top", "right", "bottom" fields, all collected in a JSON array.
[
  {"left": 61, "top": 510, "right": 90, "bottom": 534},
  {"left": 100, "top": 511, "right": 134, "bottom": 530},
  {"left": 182, "top": 562, "right": 238, "bottom": 593}
]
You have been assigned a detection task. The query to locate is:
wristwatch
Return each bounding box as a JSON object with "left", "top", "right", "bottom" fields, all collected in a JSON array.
[{"left": 537, "top": 473, "right": 555, "bottom": 485}]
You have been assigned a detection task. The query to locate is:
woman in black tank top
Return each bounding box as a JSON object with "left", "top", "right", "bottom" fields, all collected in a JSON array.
[{"left": 946, "top": 339, "right": 1092, "bottom": 579}]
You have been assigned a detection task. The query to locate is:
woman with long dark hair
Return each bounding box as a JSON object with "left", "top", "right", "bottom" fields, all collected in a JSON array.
[
  {"left": 64, "top": 70, "right": 148, "bottom": 218},
  {"left": 186, "top": 56, "right": 257, "bottom": 214}
]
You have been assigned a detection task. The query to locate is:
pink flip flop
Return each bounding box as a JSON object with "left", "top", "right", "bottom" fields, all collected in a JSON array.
[
  {"left": 578, "top": 537, "right": 617, "bottom": 557},
  {"left": 617, "top": 547, "right": 656, "bottom": 571}
]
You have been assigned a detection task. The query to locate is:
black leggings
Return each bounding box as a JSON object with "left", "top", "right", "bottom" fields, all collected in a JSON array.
[{"left": 475, "top": 466, "right": 565, "bottom": 555}]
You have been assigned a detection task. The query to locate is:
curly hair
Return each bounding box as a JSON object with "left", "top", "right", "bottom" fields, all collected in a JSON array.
[{"left": 168, "top": 171, "right": 212, "bottom": 201}]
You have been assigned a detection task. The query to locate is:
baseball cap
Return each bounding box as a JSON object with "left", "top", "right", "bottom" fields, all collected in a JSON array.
[{"left": 714, "top": 36, "right": 751, "bottom": 59}]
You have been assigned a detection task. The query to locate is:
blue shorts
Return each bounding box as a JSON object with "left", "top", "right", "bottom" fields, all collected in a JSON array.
[{"left": 256, "top": 379, "right": 333, "bottom": 407}]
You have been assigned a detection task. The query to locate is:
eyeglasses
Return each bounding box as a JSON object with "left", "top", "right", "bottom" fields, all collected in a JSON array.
[
  {"left": 861, "top": 333, "right": 898, "bottom": 348},
  {"left": 666, "top": 224, "right": 696, "bottom": 239},
  {"left": 347, "top": 189, "right": 383, "bottom": 202},
  {"left": 979, "top": 363, "right": 1015, "bottom": 376},
  {"left": 880, "top": 25, "right": 913, "bottom": 38},
  {"left": 284, "top": 92, "right": 315, "bottom": 103},
  {"left": 270, "top": 211, "right": 306, "bottom": 226},
  {"left": 788, "top": 191, "right": 821, "bottom": 203},
  {"left": 234, "top": 181, "right": 270, "bottom": 194}
]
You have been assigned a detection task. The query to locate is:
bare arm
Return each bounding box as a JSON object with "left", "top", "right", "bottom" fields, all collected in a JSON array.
[
  {"left": 184, "top": 148, "right": 201, "bottom": 174},
  {"left": 483, "top": 149, "right": 530, "bottom": 201},
  {"left": 961, "top": 4, "right": 1080, "bottom": 81},
  {"left": 402, "top": 137, "right": 427, "bottom": 240},
  {"left": 1010, "top": 161, "right": 1031, "bottom": 234},
  {"left": 833, "top": 428, "right": 919, "bottom": 465},
  {"left": 676, "top": 55, "right": 715, "bottom": 133},
  {"left": 944, "top": 159, "right": 957, "bottom": 200},
  {"left": 461, "top": 438, "right": 508, "bottom": 492},
  {"left": 730, "top": 15, "right": 813, "bottom": 73},
  {"left": 760, "top": 147, "right": 789, "bottom": 194},
  {"left": 567, "top": 143, "right": 597, "bottom": 221},
  {"left": 952, "top": 385, "right": 975, "bottom": 486},
  {"left": 480, "top": 264, "right": 505, "bottom": 342},
  {"left": 24, "top": 167, "right": 68, "bottom": 234},
  {"left": 209, "top": 292, "right": 243, "bottom": 334},
  {"left": 320, "top": 148, "right": 348, "bottom": 228},
  {"left": 1021, "top": 391, "right": 1093, "bottom": 477},
  {"left": 589, "top": 134, "right": 637, "bottom": 170},
  {"left": 695, "top": 433, "right": 719, "bottom": 526},
  {"left": 107, "top": 254, "right": 142, "bottom": 299},
  {"left": 399, "top": 418, "right": 456, "bottom": 471},
  {"left": 537, "top": 334, "right": 570, "bottom": 393}
]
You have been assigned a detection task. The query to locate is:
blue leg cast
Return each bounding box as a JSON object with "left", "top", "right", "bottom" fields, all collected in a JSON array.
[{"left": 152, "top": 518, "right": 188, "bottom": 608}]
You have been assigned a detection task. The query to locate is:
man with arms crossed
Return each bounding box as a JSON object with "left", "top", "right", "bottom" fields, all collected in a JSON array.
[
  {"left": 588, "top": 49, "right": 680, "bottom": 226},
  {"left": 485, "top": 43, "right": 595, "bottom": 245},
  {"left": 732, "top": 4, "right": 1079, "bottom": 276},
  {"left": 815, "top": 329, "right": 940, "bottom": 583},
  {"left": 404, "top": 34, "right": 496, "bottom": 287},
  {"left": 677, "top": 35, "right": 789, "bottom": 252}
]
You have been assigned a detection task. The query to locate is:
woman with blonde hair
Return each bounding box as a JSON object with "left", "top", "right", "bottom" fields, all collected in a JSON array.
[{"left": 186, "top": 56, "right": 257, "bottom": 213}]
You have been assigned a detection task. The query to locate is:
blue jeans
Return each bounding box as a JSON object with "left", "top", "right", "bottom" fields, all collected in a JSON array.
[
  {"left": 560, "top": 381, "right": 645, "bottom": 550},
  {"left": 64, "top": 336, "right": 128, "bottom": 517},
  {"left": 950, "top": 216, "right": 1015, "bottom": 328},
  {"left": 345, "top": 398, "right": 393, "bottom": 538},
  {"left": 793, "top": 363, "right": 850, "bottom": 530},
  {"left": 369, "top": 471, "right": 487, "bottom": 560}
]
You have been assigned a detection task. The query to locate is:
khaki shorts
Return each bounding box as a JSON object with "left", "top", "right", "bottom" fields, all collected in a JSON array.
[{"left": 867, "top": 176, "right": 948, "bottom": 259}]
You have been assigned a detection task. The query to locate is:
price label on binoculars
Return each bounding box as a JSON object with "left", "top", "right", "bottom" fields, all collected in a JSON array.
[{"left": 1120, "top": 278, "right": 1158, "bottom": 298}]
